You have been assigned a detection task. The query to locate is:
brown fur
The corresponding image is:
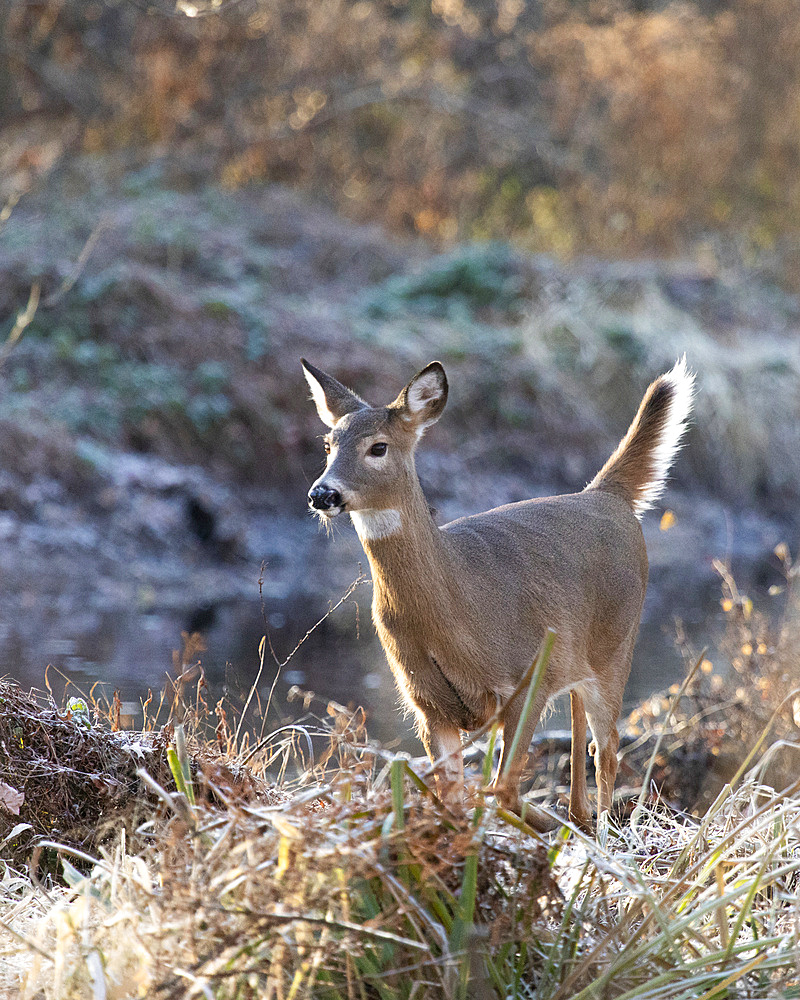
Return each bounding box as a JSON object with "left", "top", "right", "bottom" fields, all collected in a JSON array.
[{"left": 302, "top": 359, "right": 693, "bottom": 831}]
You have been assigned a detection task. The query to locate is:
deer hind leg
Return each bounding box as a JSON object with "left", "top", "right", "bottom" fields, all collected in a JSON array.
[
  {"left": 568, "top": 689, "right": 593, "bottom": 831},
  {"left": 585, "top": 633, "right": 638, "bottom": 821},
  {"left": 495, "top": 687, "right": 557, "bottom": 831},
  {"left": 583, "top": 682, "right": 624, "bottom": 821}
]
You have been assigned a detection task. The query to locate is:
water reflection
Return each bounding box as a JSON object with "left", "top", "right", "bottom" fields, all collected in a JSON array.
[{"left": 0, "top": 580, "right": 721, "bottom": 754}]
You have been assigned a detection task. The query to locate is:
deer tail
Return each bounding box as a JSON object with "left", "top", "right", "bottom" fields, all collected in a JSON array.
[{"left": 586, "top": 356, "right": 695, "bottom": 519}]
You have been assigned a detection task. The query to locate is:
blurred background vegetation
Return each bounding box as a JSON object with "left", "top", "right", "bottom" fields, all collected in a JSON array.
[
  {"left": 3, "top": 0, "right": 800, "bottom": 488},
  {"left": 3, "top": 0, "right": 800, "bottom": 279}
]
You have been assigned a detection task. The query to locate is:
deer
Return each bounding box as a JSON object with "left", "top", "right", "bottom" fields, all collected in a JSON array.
[{"left": 302, "top": 357, "right": 694, "bottom": 830}]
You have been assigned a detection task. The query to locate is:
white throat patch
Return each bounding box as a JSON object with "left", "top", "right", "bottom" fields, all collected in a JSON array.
[{"left": 350, "top": 508, "right": 402, "bottom": 541}]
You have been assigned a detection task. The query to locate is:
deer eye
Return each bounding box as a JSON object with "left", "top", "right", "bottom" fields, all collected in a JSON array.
[
  {"left": 369, "top": 442, "right": 388, "bottom": 457},
  {"left": 323, "top": 440, "right": 331, "bottom": 455}
]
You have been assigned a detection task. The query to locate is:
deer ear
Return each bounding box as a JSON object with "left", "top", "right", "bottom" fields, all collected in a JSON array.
[
  {"left": 302, "top": 360, "right": 367, "bottom": 428},
  {"left": 393, "top": 361, "right": 448, "bottom": 436}
]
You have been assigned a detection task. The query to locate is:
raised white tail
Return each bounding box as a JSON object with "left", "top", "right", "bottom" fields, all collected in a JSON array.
[
  {"left": 303, "top": 358, "right": 694, "bottom": 831},
  {"left": 587, "top": 356, "right": 694, "bottom": 518}
]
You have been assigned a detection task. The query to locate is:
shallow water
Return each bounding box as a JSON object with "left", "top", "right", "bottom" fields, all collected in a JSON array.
[{"left": 1, "top": 572, "right": 721, "bottom": 755}]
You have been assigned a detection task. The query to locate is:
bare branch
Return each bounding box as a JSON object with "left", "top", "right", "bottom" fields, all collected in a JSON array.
[{"left": 0, "top": 283, "right": 40, "bottom": 372}]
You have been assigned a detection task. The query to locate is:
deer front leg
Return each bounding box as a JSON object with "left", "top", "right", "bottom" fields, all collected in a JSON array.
[{"left": 418, "top": 715, "right": 464, "bottom": 803}]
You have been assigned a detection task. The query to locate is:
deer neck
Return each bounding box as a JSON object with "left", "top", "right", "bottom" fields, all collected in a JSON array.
[{"left": 350, "top": 478, "right": 453, "bottom": 613}]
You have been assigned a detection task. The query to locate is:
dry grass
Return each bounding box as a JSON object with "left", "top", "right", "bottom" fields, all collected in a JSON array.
[
  {"left": 14, "top": 723, "right": 558, "bottom": 999},
  {"left": 0, "top": 860, "right": 53, "bottom": 996},
  {"left": 8, "top": 729, "right": 800, "bottom": 1000},
  {"left": 7, "top": 0, "right": 800, "bottom": 276},
  {"left": 4, "top": 564, "right": 800, "bottom": 998}
]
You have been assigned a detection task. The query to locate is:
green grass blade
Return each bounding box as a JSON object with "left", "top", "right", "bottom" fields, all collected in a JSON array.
[
  {"left": 390, "top": 758, "right": 405, "bottom": 833},
  {"left": 169, "top": 723, "right": 195, "bottom": 806},
  {"left": 502, "top": 629, "right": 556, "bottom": 781},
  {"left": 482, "top": 722, "right": 499, "bottom": 787}
]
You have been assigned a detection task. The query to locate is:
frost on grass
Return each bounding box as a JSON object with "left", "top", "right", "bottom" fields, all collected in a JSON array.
[
  {"left": 20, "top": 737, "right": 557, "bottom": 999},
  {"left": 14, "top": 747, "right": 800, "bottom": 1000},
  {"left": 8, "top": 563, "right": 800, "bottom": 998}
]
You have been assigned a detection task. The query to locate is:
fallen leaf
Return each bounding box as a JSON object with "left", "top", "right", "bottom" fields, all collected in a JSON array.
[{"left": 0, "top": 780, "right": 24, "bottom": 815}]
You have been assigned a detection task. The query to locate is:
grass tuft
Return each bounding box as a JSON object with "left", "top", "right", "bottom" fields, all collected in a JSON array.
[
  {"left": 5, "top": 570, "right": 800, "bottom": 997},
  {"left": 9, "top": 715, "right": 800, "bottom": 999}
]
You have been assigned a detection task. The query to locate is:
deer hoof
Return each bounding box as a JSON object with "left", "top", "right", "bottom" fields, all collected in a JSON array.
[
  {"left": 568, "top": 808, "right": 594, "bottom": 834},
  {"left": 495, "top": 787, "right": 560, "bottom": 832}
]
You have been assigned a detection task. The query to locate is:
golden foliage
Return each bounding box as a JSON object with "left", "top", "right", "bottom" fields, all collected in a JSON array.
[
  {"left": 530, "top": 0, "right": 800, "bottom": 258},
  {"left": 4, "top": 0, "right": 800, "bottom": 271}
]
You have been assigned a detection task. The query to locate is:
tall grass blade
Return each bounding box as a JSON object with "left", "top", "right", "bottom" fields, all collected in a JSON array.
[
  {"left": 452, "top": 852, "right": 479, "bottom": 998},
  {"left": 390, "top": 758, "right": 405, "bottom": 833},
  {"left": 482, "top": 722, "right": 499, "bottom": 788},
  {"left": 502, "top": 629, "right": 557, "bottom": 782},
  {"left": 685, "top": 951, "right": 769, "bottom": 1000},
  {"left": 167, "top": 724, "right": 195, "bottom": 807}
]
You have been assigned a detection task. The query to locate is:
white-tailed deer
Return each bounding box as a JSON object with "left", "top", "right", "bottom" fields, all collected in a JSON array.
[{"left": 302, "top": 358, "right": 694, "bottom": 830}]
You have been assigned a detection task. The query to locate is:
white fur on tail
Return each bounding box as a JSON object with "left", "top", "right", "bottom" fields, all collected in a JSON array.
[{"left": 633, "top": 355, "right": 695, "bottom": 519}]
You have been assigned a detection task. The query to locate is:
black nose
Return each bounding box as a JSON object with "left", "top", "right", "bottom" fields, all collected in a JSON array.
[{"left": 308, "top": 484, "right": 343, "bottom": 510}]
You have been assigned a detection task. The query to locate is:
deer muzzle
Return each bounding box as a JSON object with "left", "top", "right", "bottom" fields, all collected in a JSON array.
[{"left": 308, "top": 484, "right": 343, "bottom": 512}]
